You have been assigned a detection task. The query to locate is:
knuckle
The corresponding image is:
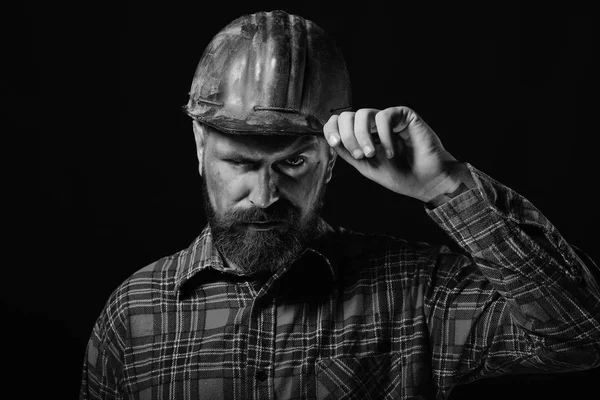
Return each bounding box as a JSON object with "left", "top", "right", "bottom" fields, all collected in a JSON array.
[
  {"left": 394, "top": 105, "right": 411, "bottom": 113},
  {"left": 375, "top": 109, "right": 389, "bottom": 124},
  {"left": 394, "top": 105, "right": 417, "bottom": 121},
  {"left": 339, "top": 111, "right": 356, "bottom": 123},
  {"left": 354, "top": 108, "right": 370, "bottom": 119}
]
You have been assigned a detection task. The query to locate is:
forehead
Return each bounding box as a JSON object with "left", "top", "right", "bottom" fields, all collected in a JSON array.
[{"left": 206, "top": 127, "right": 322, "bottom": 156}]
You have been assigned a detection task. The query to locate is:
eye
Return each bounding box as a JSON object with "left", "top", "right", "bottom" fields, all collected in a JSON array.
[
  {"left": 223, "top": 158, "right": 253, "bottom": 168},
  {"left": 283, "top": 156, "right": 306, "bottom": 167}
]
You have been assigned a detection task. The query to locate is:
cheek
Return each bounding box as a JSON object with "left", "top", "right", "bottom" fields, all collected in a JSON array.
[
  {"left": 205, "top": 162, "right": 247, "bottom": 211},
  {"left": 284, "top": 161, "right": 325, "bottom": 204}
]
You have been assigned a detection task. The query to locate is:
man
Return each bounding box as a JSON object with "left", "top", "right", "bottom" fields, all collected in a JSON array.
[{"left": 80, "top": 10, "right": 600, "bottom": 400}]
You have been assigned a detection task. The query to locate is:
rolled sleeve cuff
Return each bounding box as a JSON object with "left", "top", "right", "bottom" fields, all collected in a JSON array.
[{"left": 424, "top": 163, "right": 512, "bottom": 254}]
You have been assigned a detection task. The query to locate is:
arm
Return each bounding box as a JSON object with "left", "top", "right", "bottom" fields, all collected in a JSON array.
[
  {"left": 423, "top": 163, "right": 600, "bottom": 392},
  {"left": 323, "top": 106, "right": 600, "bottom": 389},
  {"left": 80, "top": 292, "right": 126, "bottom": 400}
]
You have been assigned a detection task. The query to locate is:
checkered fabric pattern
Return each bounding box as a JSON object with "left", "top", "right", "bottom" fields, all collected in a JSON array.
[{"left": 80, "top": 164, "right": 600, "bottom": 399}]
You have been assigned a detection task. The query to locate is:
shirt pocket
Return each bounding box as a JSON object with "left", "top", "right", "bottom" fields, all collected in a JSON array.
[{"left": 315, "top": 353, "right": 402, "bottom": 399}]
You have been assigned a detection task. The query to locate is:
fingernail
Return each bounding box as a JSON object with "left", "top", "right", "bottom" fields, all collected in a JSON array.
[
  {"left": 329, "top": 134, "right": 339, "bottom": 146},
  {"left": 352, "top": 149, "right": 364, "bottom": 159},
  {"left": 386, "top": 150, "right": 394, "bottom": 159},
  {"left": 363, "top": 146, "right": 374, "bottom": 157}
]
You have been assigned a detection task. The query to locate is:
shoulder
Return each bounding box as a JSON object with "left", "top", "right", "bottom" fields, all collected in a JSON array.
[
  {"left": 97, "top": 246, "right": 190, "bottom": 329},
  {"left": 120, "top": 251, "right": 182, "bottom": 294},
  {"left": 122, "top": 249, "right": 183, "bottom": 294}
]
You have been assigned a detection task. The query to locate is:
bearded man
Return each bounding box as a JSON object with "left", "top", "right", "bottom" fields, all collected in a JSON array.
[{"left": 80, "top": 10, "right": 600, "bottom": 400}]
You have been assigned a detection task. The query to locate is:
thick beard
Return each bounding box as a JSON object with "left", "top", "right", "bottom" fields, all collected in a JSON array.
[{"left": 201, "top": 170, "right": 326, "bottom": 276}]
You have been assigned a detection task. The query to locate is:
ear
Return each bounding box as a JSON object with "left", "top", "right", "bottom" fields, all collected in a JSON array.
[
  {"left": 192, "top": 120, "right": 207, "bottom": 176},
  {"left": 324, "top": 145, "right": 337, "bottom": 184}
]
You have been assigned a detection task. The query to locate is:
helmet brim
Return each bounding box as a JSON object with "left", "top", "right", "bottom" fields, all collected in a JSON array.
[{"left": 184, "top": 106, "right": 325, "bottom": 136}]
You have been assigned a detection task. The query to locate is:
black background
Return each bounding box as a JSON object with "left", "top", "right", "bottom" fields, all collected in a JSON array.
[{"left": 4, "top": 1, "right": 599, "bottom": 398}]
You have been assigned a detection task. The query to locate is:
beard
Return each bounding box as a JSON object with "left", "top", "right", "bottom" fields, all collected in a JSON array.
[{"left": 201, "top": 169, "right": 326, "bottom": 276}]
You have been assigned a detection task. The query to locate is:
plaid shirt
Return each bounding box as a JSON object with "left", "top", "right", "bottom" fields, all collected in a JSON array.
[{"left": 80, "top": 164, "right": 600, "bottom": 399}]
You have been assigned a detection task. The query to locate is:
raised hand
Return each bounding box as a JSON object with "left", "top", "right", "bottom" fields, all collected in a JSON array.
[{"left": 323, "top": 106, "right": 473, "bottom": 203}]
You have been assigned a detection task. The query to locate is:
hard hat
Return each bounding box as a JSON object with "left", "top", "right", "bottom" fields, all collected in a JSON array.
[{"left": 184, "top": 10, "right": 352, "bottom": 136}]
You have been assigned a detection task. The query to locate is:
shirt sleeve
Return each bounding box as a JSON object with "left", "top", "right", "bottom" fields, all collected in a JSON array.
[
  {"left": 422, "top": 163, "right": 600, "bottom": 394},
  {"left": 80, "top": 290, "right": 127, "bottom": 400}
]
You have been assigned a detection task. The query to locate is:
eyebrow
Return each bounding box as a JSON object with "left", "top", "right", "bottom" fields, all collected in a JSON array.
[
  {"left": 217, "top": 140, "right": 319, "bottom": 163},
  {"left": 282, "top": 141, "right": 319, "bottom": 157}
]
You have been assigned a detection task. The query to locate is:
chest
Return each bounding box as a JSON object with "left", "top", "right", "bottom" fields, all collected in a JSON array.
[{"left": 122, "top": 279, "right": 435, "bottom": 399}]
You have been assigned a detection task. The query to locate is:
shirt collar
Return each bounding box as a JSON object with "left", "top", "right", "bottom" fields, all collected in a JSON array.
[{"left": 174, "top": 219, "right": 340, "bottom": 295}]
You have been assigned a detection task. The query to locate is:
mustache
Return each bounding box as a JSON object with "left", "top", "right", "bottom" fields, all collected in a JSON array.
[{"left": 222, "top": 198, "right": 301, "bottom": 225}]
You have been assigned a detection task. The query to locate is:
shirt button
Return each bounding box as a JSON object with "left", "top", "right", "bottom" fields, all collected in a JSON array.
[{"left": 255, "top": 370, "right": 268, "bottom": 381}]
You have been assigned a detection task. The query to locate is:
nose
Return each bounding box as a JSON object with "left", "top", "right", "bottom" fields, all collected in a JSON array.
[{"left": 248, "top": 167, "right": 280, "bottom": 208}]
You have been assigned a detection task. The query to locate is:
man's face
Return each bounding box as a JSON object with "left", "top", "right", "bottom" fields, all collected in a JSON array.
[{"left": 194, "top": 122, "right": 335, "bottom": 275}]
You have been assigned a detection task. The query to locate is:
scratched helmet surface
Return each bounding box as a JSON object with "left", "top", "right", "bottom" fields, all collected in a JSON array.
[{"left": 184, "top": 10, "right": 352, "bottom": 136}]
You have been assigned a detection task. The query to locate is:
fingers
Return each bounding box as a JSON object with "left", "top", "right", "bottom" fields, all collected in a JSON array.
[
  {"left": 323, "top": 106, "right": 432, "bottom": 163},
  {"left": 375, "top": 109, "right": 398, "bottom": 159},
  {"left": 338, "top": 112, "right": 364, "bottom": 159},
  {"left": 377, "top": 106, "right": 440, "bottom": 159},
  {"left": 387, "top": 106, "right": 444, "bottom": 156},
  {"left": 323, "top": 115, "right": 341, "bottom": 147},
  {"left": 354, "top": 108, "right": 379, "bottom": 158},
  {"left": 324, "top": 108, "right": 398, "bottom": 160},
  {"left": 324, "top": 110, "right": 381, "bottom": 160},
  {"left": 323, "top": 115, "right": 357, "bottom": 166}
]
